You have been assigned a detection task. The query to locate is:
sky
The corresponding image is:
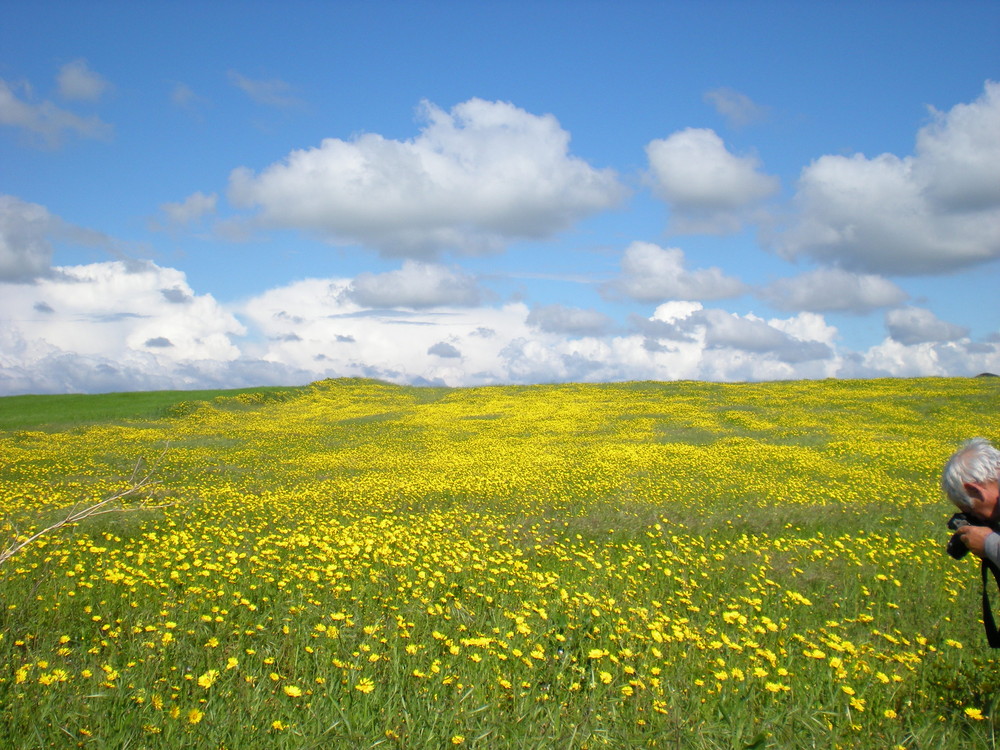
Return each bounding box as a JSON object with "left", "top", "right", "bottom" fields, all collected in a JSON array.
[{"left": 1, "top": 1, "right": 999, "bottom": 395}]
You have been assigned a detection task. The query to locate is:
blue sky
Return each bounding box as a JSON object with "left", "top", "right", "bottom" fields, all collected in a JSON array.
[{"left": 2, "top": 1, "right": 999, "bottom": 394}]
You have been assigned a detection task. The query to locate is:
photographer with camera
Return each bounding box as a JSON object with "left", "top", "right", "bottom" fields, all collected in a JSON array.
[
  {"left": 942, "top": 437, "right": 1000, "bottom": 645},
  {"left": 942, "top": 437, "right": 1000, "bottom": 563}
]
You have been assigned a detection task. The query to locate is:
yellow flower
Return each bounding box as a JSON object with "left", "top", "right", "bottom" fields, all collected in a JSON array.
[
  {"left": 197, "top": 669, "right": 219, "bottom": 689},
  {"left": 965, "top": 707, "right": 985, "bottom": 720},
  {"left": 599, "top": 671, "right": 612, "bottom": 684},
  {"left": 451, "top": 736, "right": 465, "bottom": 745},
  {"left": 355, "top": 678, "right": 375, "bottom": 694},
  {"left": 187, "top": 708, "right": 204, "bottom": 724},
  {"left": 283, "top": 685, "right": 303, "bottom": 697},
  {"left": 271, "top": 720, "right": 286, "bottom": 730},
  {"left": 884, "top": 709, "right": 898, "bottom": 719}
]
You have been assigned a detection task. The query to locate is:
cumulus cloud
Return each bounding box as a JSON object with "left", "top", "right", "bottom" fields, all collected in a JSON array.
[
  {"left": 346, "top": 261, "right": 483, "bottom": 308},
  {"left": 0, "top": 260, "right": 259, "bottom": 395},
  {"left": 637, "top": 302, "right": 835, "bottom": 374},
  {"left": 236, "top": 277, "right": 537, "bottom": 385},
  {"left": 228, "top": 98, "right": 626, "bottom": 257},
  {"left": 0, "top": 78, "right": 112, "bottom": 147},
  {"left": 760, "top": 268, "right": 907, "bottom": 313},
  {"left": 0, "top": 260, "right": 244, "bottom": 366},
  {"left": 156, "top": 191, "right": 218, "bottom": 228},
  {"left": 428, "top": 341, "right": 462, "bottom": 358},
  {"left": 778, "top": 80, "right": 1000, "bottom": 275},
  {"left": 228, "top": 71, "right": 304, "bottom": 108},
  {"left": 857, "top": 338, "right": 1000, "bottom": 379},
  {"left": 526, "top": 304, "right": 614, "bottom": 336},
  {"left": 916, "top": 84, "right": 1000, "bottom": 212},
  {"left": 3, "top": 258, "right": 997, "bottom": 393},
  {"left": 703, "top": 87, "right": 769, "bottom": 128},
  {"left": 885, "top": 307, "right": 969, "bottom": 345},
  {"left": 645, "top": 128, "right": 779, "bottom": 233},
  {"left": 0, "top": 195, "right": 58, "bottom": 281},
  {"left": 0, "top": 195, "right": 120, "bottom": 282},
  {"left": 56, "top": 59, "right": 111, "bottom": 101},
  {"left": 605, "top": 241, "right": 747, "bottom": 303}
]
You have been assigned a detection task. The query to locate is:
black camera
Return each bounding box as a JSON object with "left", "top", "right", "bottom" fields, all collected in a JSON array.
[{"left": 947, "top": 512, "right": 972, "bottom": 559}]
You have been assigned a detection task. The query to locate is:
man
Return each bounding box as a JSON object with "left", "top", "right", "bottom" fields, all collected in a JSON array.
[{"left": 941, "top": 437, "right": 1000, "bottom": 565}]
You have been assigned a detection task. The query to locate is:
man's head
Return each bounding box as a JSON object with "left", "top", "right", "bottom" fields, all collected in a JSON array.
[{"left": 942, "top": 437, "right": 1000, "bottom": 522}]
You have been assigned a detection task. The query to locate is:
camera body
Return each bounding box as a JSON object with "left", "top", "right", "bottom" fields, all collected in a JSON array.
[{"left": 947, "top": 512, "right": 972, "bottom": 559}]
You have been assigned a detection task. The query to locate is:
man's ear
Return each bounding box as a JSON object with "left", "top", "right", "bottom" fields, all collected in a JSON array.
[{"left": 964, "top": 482, "right": 988, "bottom": 504}]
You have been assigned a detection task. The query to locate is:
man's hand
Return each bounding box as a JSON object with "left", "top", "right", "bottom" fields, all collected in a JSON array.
[{"left": 958, "top": 525, "right": 995, "bottom": 558}]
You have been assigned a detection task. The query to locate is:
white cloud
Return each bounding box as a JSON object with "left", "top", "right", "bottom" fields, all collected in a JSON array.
[
  {"left": 56, "top": 59, "right": 111, "bottom": 101},
  {"left": 526, "top": 304, "right": 614, "bottom": 336},
  {"left": 0, "top": 195, "right": 122, "bottom": 281},
  {"left": 157, "top": 191, "right": 218, "bottom": 228},
  {"left": 628, "top": 303, "right": 838, "bottom": 380},
  {"left": 645, "top": 128, "right": 779, "bottom": 233},
  {"left": 778, "top": 80, "right": 1000, "bottom": 275},
  {"left": 639, "top": 303, "right": 834, "bottom": 367},
  {"left": 703, "top": 87, "right": 769, "bottom": 128},
  {"left": 0, "top": 195, "right": 58, "bottom": 281},
  {"left": 697, "top": 308, "right": 833, "bottom": 363},
  {"left": 916, "top": 83, "right": 1000, "bottom": 212},
  {"left": 605, "top": 241, "right": 747, "bottom": 302},
  {"left": 227, "top": 98, "right": 626, "bottom": 257},
  {"left": 768, "top": 311, "right": 838, "bottom": 347},
  {"left": 885, "top": 307, "right": 969, "bottom": 345},
  {"left": 760, "top": 268, "right": 907, "bottom": 313},
  {"left": 0, "top": 261, "right": 244, "bottom": 382},
  {"left": 428, "top": 341, "right": 462, "bottom": 359},
  {"left": 236, "top": 277, "right": 536, "bottom": 386},
  {"left": 0, "top": 78, "right": 112, "bottom": 147},
  {"left": 228, "top": 71, "right": 304, "bottom": 109},
  {"left": 346, "top": 261, "right": 483, "bottom": 308},
  {"left": 2, "top": 259, "right": 996, "bottom": 393},
  {"left": 859, "top": 338, "right": 1000, "bottom": 379}
]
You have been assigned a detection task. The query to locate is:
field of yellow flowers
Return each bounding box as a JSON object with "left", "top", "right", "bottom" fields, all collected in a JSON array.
[{"left": 1, "top": 377, "right": 999, "bottom": 748}]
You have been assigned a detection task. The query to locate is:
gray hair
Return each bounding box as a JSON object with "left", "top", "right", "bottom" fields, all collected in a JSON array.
[{"left": 941, "top": 437, "right": 1000, "bottom": 510}]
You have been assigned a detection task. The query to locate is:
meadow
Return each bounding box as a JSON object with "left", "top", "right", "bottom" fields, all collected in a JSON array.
[{"left": 1, "top": 377, "right": 998, "bottom": 749}]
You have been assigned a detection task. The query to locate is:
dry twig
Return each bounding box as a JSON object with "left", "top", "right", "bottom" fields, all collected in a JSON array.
[{"left": 0, "top": 451, "right": 171, "bottom": 568}]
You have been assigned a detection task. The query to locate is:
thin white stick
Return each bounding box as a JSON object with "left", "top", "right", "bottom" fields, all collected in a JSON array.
[{"left": 0, "top": 451, "right": 171, "bottom": 567}]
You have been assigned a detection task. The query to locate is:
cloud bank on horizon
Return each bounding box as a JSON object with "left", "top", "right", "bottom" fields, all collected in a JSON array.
[{"left": 1, "top": 4, "right": 998, "bottom": 395}]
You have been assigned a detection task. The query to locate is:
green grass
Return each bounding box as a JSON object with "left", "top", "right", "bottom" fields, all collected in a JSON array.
[
  {"left": 2, "top": 377, "right": 1000, "bottom": 749},
  {"left": 0, "top": 385, "right": 305, "bottom": 431}
]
